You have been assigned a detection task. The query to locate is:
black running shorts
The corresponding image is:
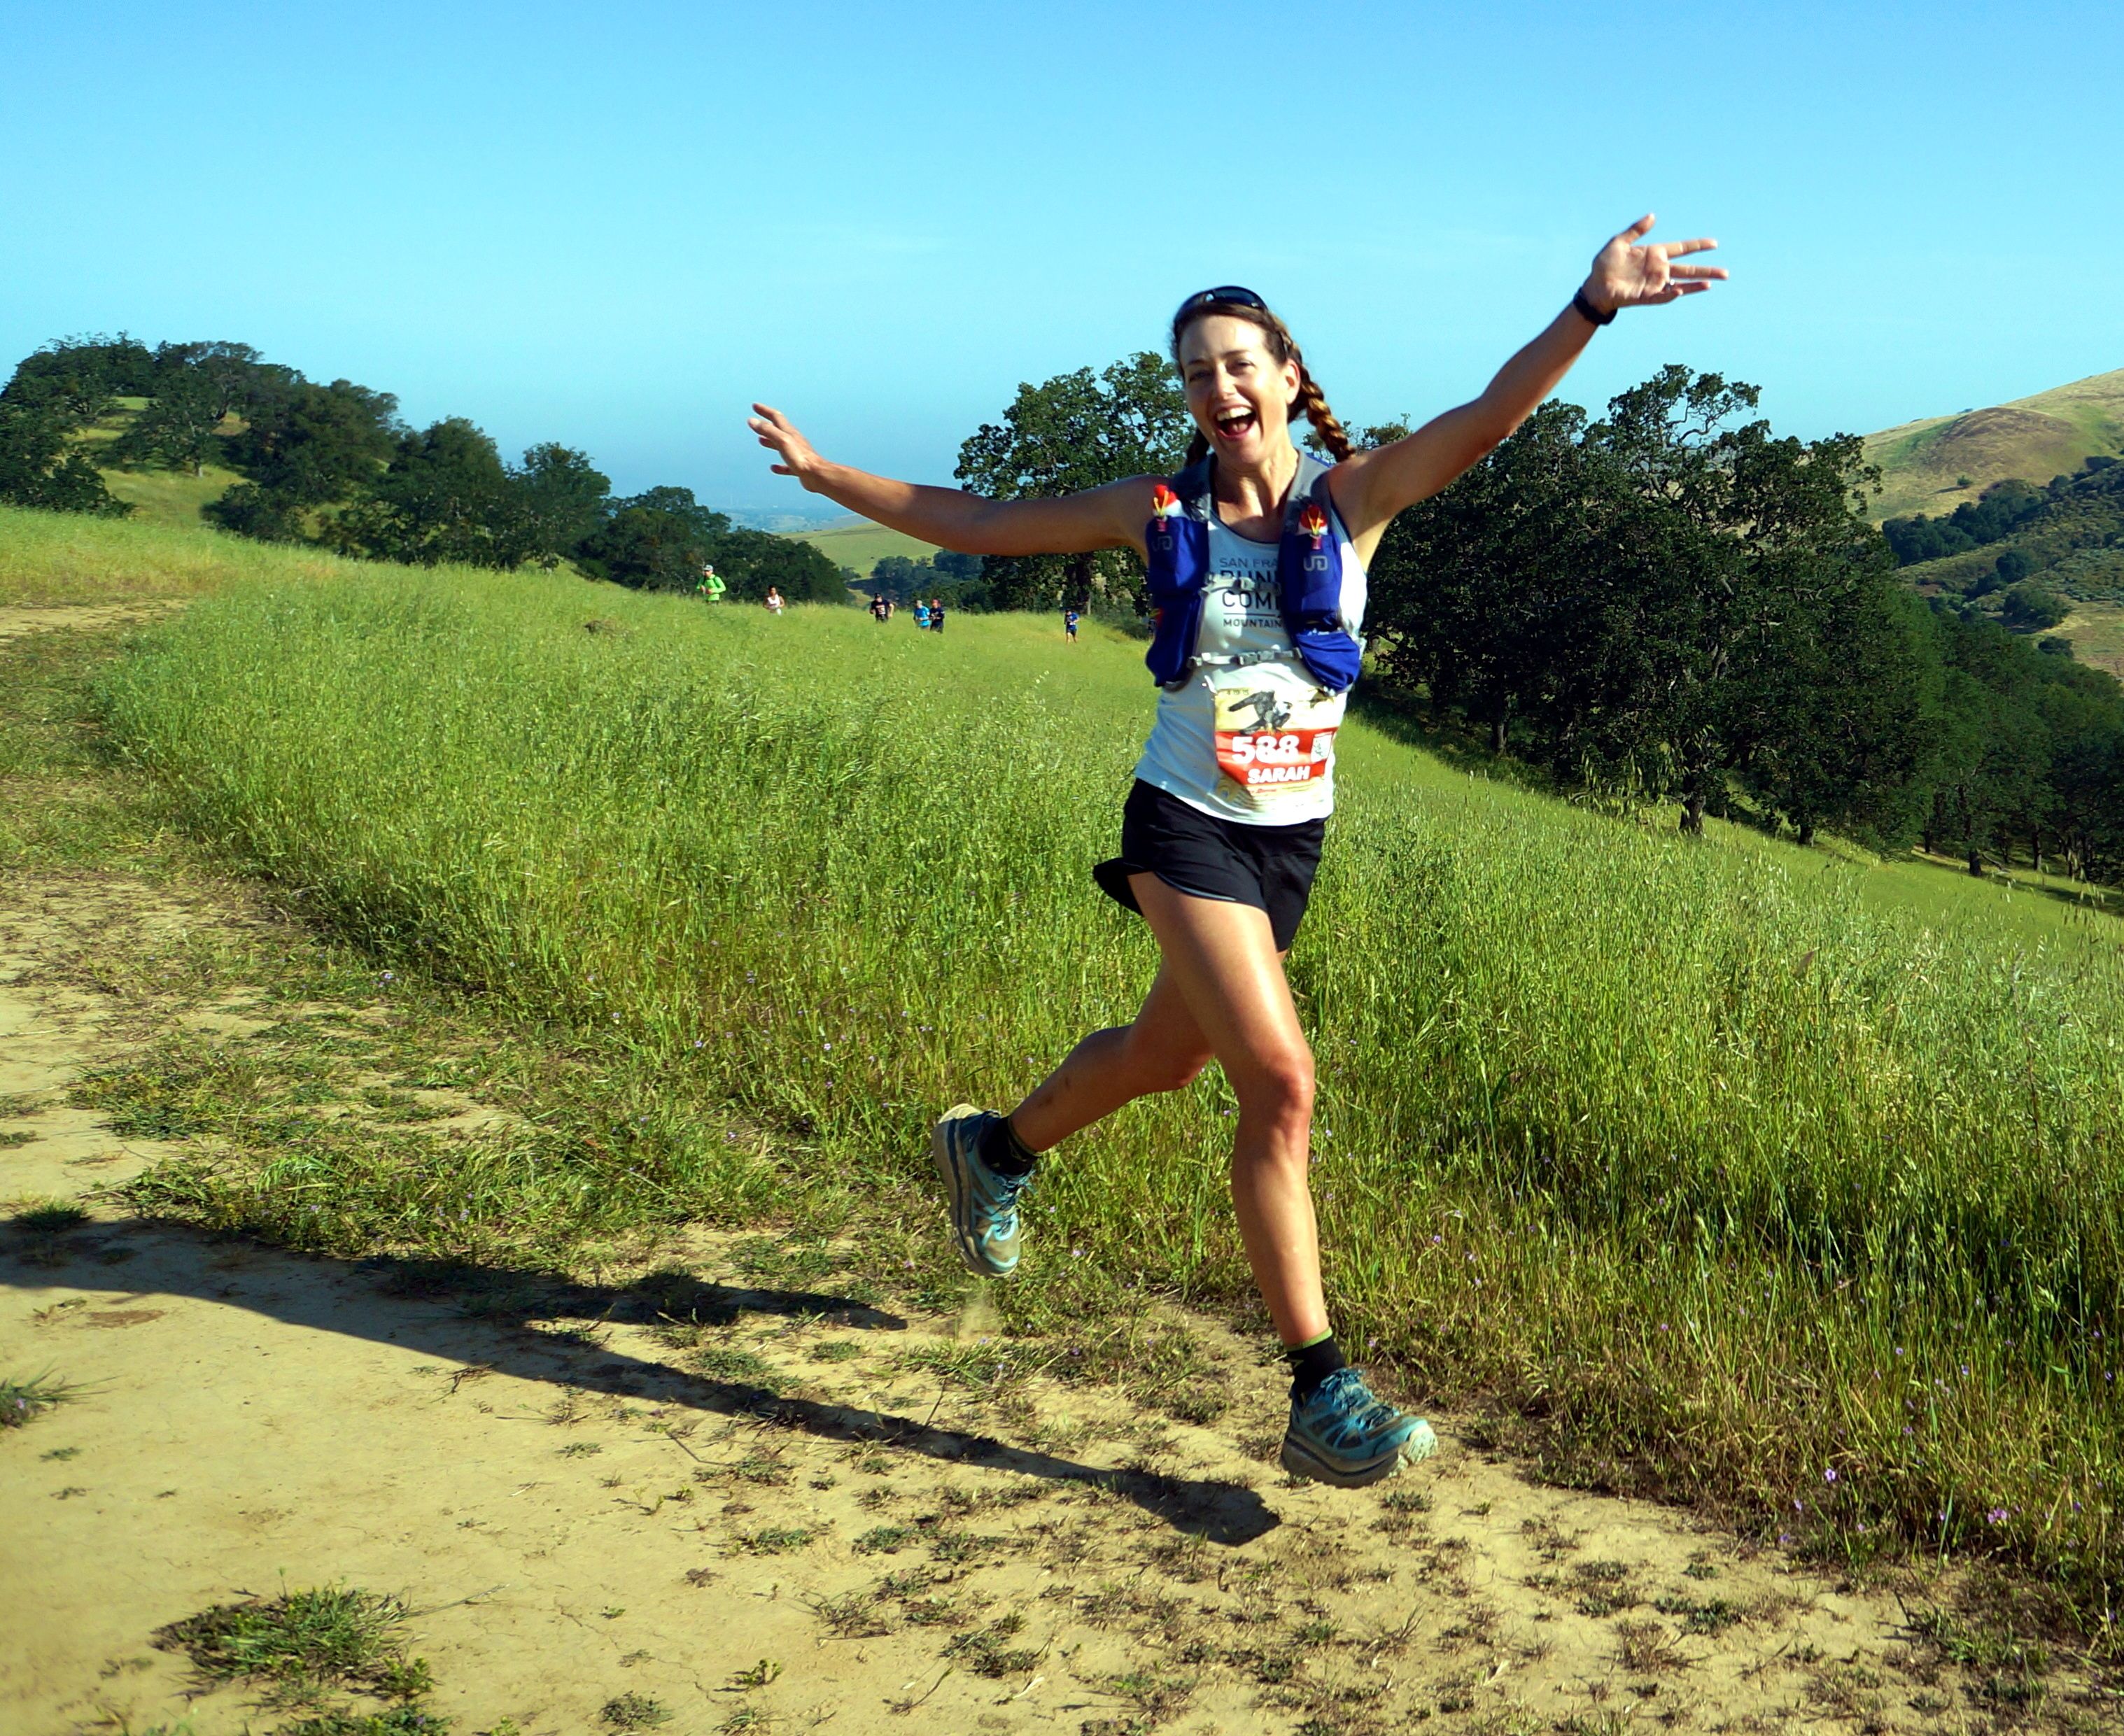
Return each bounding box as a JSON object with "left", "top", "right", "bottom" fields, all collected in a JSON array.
[{"left": 1092, "top": 779, "right": 1326, "bottom": 952}]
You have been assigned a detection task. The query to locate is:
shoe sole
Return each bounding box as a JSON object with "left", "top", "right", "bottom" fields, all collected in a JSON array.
[
  {"left": 1279, "top": 1418, "right": 1439, "bottom": 1489},
  {"left": 931, "top": 1103, "right": 1014, "bottom": 1278}
]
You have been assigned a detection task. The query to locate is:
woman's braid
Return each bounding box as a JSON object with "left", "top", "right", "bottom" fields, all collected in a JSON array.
[{"left": 1293, "top": 366, "right": 1353, "bottom": 463}]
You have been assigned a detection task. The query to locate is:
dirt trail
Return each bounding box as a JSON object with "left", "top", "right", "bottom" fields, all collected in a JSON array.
[
  {"left": 0, "top": 620, "right": 2031, "bottom": 1735},
  {"left": 0, "top": 602, "right": 180, "bottom": 646}
]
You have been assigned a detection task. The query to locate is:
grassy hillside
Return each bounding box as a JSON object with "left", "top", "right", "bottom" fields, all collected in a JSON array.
[
  {"left": 17, "top": 514, "right": 2107, "bottom": 1622},
  {"left": 1889, "top": 460, "right": 2124, "bottom": 682},
  {"left": 0, "top": 502, "right": 377, "bottom": 606},
  {"left": 71, "top": 397, "right": 245, "bottom": 531},
  {"left": 2058, "top": 598, "right": 2124, "bottom": 679},
  {"left": 1865, "top": 367, "right": 2124, "bottom": 521},
  {"left": 794, "top": 513, "right": 940, "bottom": 577}
]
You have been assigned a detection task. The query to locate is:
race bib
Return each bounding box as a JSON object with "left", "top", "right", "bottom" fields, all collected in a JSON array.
[{"left": 1211, "top": 668, "right": 1344, "bottom": 810}]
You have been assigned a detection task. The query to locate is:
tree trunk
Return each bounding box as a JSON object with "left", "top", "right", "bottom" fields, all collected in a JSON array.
[
  {"left": 1067, "top": 550, "right": 1095, "bottom": 609},
  {"left": 1681, "top": 790, "right": 1706, "bottom": 835},
  {"left": 1489, "top": 700, "right": 1510, "bottom": 758},
  {"left": 1967, "top": 847, "right": 1984, "bottom": 877},
  {"left": 2030, "top": 826, "right": 2043, "bottom": 875},
  {"left": 1796, "top": 819, "right": 1816, "bottom": 848}
]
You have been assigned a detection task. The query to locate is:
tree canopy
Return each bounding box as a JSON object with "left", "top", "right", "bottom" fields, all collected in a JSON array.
[
  {"left": 574, "top": 487, "right": 844, "bottom": 602},
  {"left": 1, "top": 332, "right": 849, "bottom": 595},
  {"left": 954, "top": 351, "right": 1190, "bottom": 610}
]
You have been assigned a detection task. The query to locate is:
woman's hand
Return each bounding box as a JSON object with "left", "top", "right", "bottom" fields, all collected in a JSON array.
[
  {"left": 748, "top": 403, "right": 825, "bottom": 488},
  {"left": 1582, "top": 214, "right": 1726, "bottom": 316}
]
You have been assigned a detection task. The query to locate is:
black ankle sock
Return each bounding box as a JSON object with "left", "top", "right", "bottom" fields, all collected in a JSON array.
[
  {"left": 978, "top": 1113, "right": 1039, "bottom": 1178},
  {"left": 1286, "top": 1333, "right": 1347, "bottom": 1401}
]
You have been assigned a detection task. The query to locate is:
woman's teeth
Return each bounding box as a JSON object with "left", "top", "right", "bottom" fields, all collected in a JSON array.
[{"left": 1214, "top": 411, "right": 1256, "bottom": 439}]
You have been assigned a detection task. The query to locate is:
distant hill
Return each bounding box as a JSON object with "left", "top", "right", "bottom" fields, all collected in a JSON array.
[
  {"left": 794, "top": 514, "right": 939, "bottom": 577},
  {"left": 723, "top": 504, "right": 850, "bottom": 533},
  {"left": 1864, "top": 368, "right": 2124, "bottom": 521}
]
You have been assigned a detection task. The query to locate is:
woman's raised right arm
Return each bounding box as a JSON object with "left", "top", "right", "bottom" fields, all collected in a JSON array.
[{"left": 748, "top": 403, "right": 1148, "bottom": 558}]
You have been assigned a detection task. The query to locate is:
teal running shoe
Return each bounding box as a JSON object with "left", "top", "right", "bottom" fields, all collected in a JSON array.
[
  {"left": 1281, "top": 1367, "right": 1438, "bottom": 1488},
  {"left": 931, "top": 1104, "right": 1033, "bottom": 1278}
]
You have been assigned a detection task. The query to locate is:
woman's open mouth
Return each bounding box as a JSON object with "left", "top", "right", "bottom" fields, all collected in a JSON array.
[{"left": 1212, "top": 409, "right": 1257, "bottom": 443}]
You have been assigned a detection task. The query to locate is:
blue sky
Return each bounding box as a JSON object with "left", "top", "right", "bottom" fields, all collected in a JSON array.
[{"left": 3, "top": 1, "right": 2120, "bottom": 507}]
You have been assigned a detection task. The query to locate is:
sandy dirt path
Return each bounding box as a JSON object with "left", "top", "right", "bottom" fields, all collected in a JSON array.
[{"left": 0, "top": 615, "right": 2046, "bottom": 1735}]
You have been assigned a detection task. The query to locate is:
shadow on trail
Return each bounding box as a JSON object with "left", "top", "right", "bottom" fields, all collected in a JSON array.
[{"left": 3, "top": 1219, "right": 1279, "bottom": 1548}]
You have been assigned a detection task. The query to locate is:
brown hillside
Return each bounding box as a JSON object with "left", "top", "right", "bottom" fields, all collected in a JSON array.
[{"left": 1864, "top": 367, "right": 2124, "bottom": 521}]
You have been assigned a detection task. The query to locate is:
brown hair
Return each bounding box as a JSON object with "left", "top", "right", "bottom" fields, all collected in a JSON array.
[{"left": 1170, "top": 296, "right": 1353, "bottom": 467}]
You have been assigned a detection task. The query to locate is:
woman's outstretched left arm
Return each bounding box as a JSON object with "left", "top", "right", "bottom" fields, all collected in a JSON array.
[{"left": 1332, "top": 216, "right": 1726, "bottom": 545}]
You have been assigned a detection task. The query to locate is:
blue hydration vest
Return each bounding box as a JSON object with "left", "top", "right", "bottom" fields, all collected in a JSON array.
[{"left": 1142, "top": 451, "right": 1363, "bottom": 693}]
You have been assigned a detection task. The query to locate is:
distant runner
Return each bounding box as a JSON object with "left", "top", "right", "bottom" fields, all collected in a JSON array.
[
  {"left": 913, "top": 598, "right": 931, "bottom": 630},
  {"left": 869, "top": 593, "right": 888, "bottom": 623},
  {"left": 764, "top": 586, "right": 785, "bottom": 615},
  {"left": 749, "top": 218, "right": 1723, "bottom": 1488},
  {"left": 1064, "top": 605, "right": 1081, "bottom": 644},
  {"left": 929, "top": 596, "right": 945, "bottom": 634},
  {"left": 696, "top": 564, "right": 726, "bottom": 603}
]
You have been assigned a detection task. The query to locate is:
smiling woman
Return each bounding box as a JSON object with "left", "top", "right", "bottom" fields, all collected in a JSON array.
[{"left": 744, "top": 216, "right": 1726, "bottom": 1491}]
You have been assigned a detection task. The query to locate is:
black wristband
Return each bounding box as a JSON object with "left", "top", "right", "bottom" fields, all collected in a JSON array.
[{"left": 1572, "top": 288, "right": 1616, "bottom": 327}]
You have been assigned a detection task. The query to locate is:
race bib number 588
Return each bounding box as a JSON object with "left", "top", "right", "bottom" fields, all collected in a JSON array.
[{"left": 1211, "top": 673, "right": 1344, "bottom": 809}]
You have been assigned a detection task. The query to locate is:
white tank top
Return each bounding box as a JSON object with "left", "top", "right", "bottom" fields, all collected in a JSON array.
[{"left": 1132, "top": 498, "right": 1367, "bottom": 826}]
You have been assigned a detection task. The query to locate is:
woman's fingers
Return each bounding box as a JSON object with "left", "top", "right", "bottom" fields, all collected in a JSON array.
[
  {"left": 1666, "top": 263, "right": 1730, "bottom": 280},
  {"left": 1658, "top": 237, "right": 1719, "bottom": 258},
  {"left": 1619, "top": 213, "right": 1657, "bottom": 242}
]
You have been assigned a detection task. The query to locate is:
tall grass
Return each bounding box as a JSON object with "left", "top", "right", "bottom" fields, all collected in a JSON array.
[
  {"left": 0, "top": 503, "right": 360, "bottom": 607},
  {"left": 99, "top": 564, "right": 2124, "bottom": 1625}
]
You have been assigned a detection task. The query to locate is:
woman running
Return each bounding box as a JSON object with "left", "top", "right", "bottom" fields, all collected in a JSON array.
[{"left": 749, "top": 216, "right": 1722, "bottom": 1486}]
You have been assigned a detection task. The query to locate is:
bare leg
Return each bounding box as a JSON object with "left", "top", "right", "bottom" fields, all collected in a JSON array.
[
  {"left": 1008, "top": 964, "right": 1216, "bottom": 1152},
  {"left": 1001, "top": 877, "right": 1323, "bottom": 1345},
  {"left": 1121, "top": 878, "right": 1326, "bottom": 1346}
]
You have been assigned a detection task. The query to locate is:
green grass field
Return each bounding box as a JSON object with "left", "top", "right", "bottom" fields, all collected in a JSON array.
[
  {"left": 794, "top": 514, "right": 941, "bottom": 577},
  {"left": 46, "top": 527, "right": 2121, "bottom": 1630}
]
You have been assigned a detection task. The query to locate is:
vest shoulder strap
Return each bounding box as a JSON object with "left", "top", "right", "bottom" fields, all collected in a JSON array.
[
  {"left": 1171, "top": 456, "right": 1214, "bottom": 520},
  {"left": 1283, "top": 451, "right": 1335, "bottom": 533}
]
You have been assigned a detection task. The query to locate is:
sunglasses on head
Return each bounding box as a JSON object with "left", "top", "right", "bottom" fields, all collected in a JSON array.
[{"left": 1176, "top": 285, "right": 1269, "bottom": 318}]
